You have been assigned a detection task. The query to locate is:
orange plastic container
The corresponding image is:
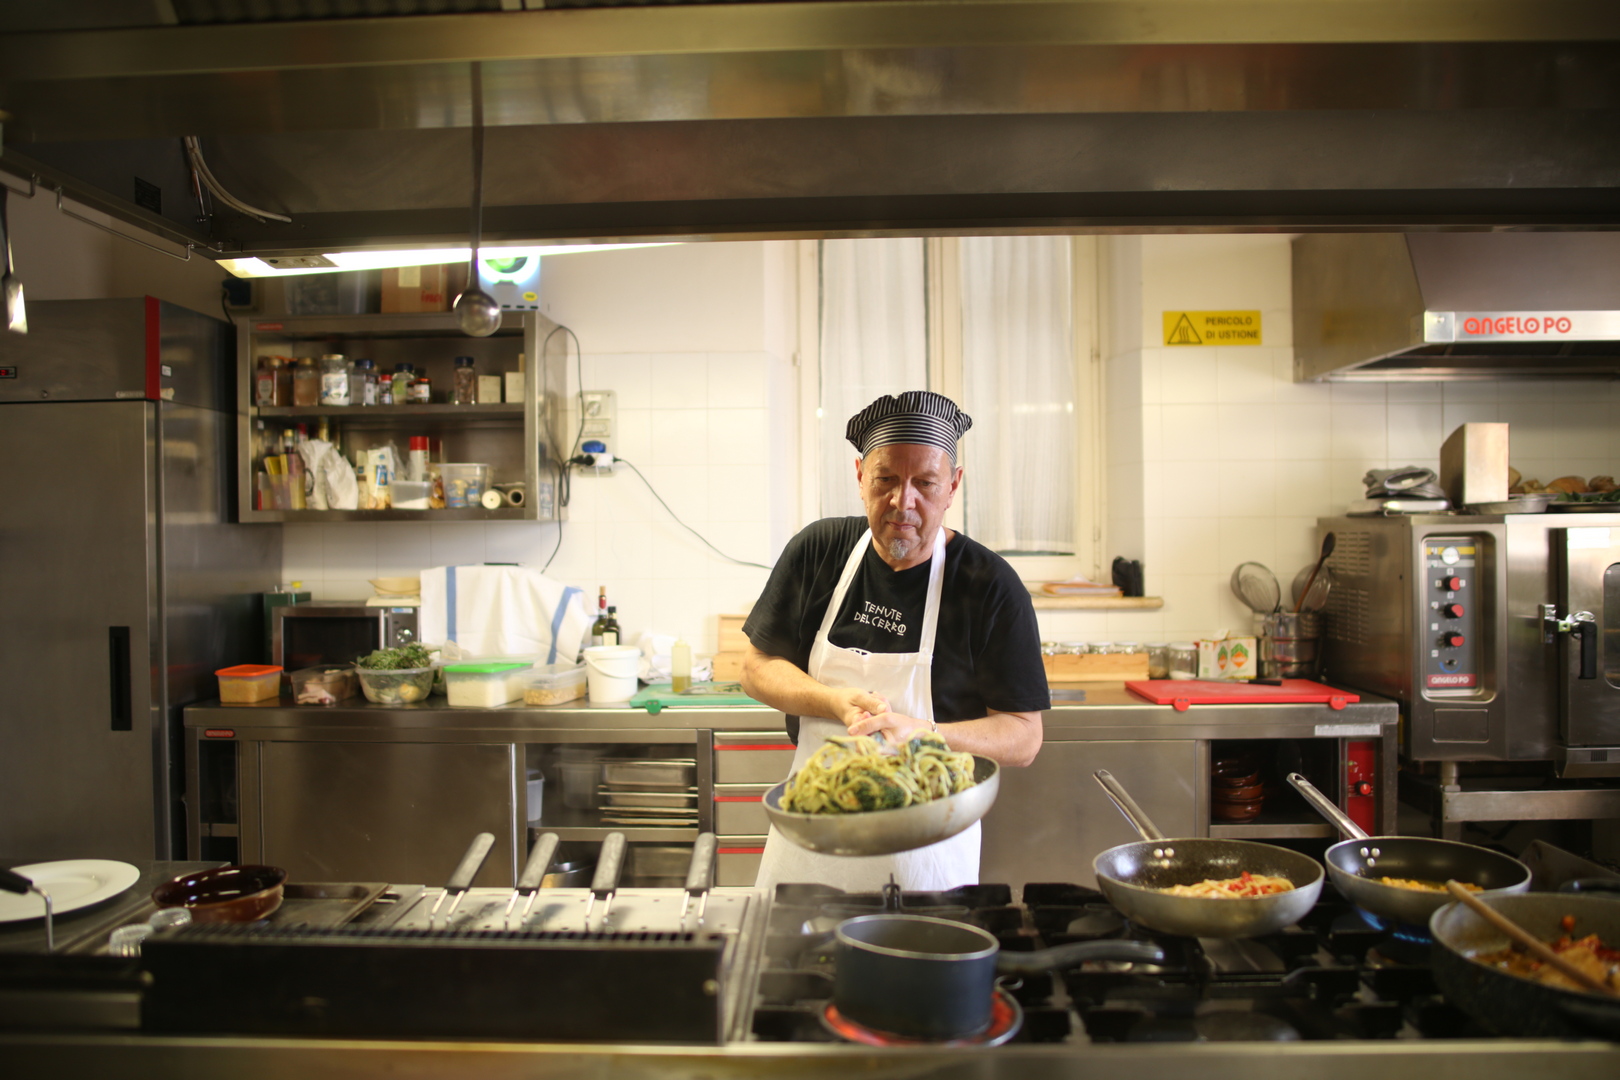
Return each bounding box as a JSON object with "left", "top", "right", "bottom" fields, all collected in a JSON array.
[{"left": 216, "top": 664, "right": 283, "bottom": 703}]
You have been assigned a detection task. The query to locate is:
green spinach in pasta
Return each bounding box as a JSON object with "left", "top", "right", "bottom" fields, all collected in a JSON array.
[{"left": 782, "top": 732, "right": 977, "bottom": 814}]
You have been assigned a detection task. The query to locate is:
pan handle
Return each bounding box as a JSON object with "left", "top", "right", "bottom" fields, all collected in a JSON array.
[
  {"left": 1093, "top": 770, "right": 1165, "bottom": 841},
  {"left": 685, "top": 833, "right": 718, "bottom": 895},
  {"left": 516, "top": 832, "right": 561, "bottom": 893},
  {"left": 446, "top": 832, "right": 497, "bottom": 894},
  {"left": 996, "top": 939, "right": 1165, "bottom": 976},
  {"left": 1286, "top": 772, "right": 1370, "bottom": 841},
  {"left": 592, "top": 832, "right": 627, "bottom": 898}
]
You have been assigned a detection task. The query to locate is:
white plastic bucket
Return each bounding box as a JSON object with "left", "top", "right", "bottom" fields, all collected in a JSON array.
[{"left": 583, "top": 645, "right": 641, "bottom": 703}]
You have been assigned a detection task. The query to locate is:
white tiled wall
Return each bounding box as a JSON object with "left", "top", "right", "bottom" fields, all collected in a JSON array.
[
  {"left": 280, "top": 243, "right": 792, "bottom": 653},
  {"left": 1038, "top": 234, "right": 1620, "bottom": 645}
]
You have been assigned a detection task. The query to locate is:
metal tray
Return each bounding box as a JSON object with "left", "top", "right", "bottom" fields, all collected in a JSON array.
[
  {"left": 600, "top": 759, "right": 696, "bottom": 786},
  {"left": 599, "top": 788, "right": 699, "bottom": 809},
  {"left": 269, "top": 882, "right": 389, "bottom": 928}
]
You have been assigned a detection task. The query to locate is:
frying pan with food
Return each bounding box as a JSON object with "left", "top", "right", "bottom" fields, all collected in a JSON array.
[
  {"left": 1091, "top": 770, "right": 1324, "bottom": 938},
  {"left": 1287, "top": 773, "right": 1531, "bottom": 926},
  {"left": 763, "top": 755, "right": 1000, "bottom": 857},
  {"left": 1431, "top": 889, "right": 1620, "bottom": 1038}
]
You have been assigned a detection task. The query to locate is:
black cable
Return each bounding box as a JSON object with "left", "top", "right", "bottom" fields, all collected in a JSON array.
[{"left": 612, "top": 456, "right": 774, "bottom": 571}]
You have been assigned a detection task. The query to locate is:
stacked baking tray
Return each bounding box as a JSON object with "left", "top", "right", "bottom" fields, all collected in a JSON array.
[{"left": 599, "top": 758, "right": 699, "bottom": 828}]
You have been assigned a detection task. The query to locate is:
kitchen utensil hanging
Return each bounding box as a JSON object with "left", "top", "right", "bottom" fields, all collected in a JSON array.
[
  {"left": 1230, "top": 562, "right": 1282, "bottom": 614},
  {"left": 453, "top": 61, "right": 502, "bottom": 338},
  {"left": 1, "top": 183, "right": 27, "bottom": 334}
]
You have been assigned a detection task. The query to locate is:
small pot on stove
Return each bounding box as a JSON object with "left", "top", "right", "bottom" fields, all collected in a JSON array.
[{"left": 832, "top": 914, "right": 1162, "bottom": 1040}]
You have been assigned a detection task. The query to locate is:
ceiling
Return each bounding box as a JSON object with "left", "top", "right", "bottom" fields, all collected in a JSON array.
[{"left": 2, "top": 1, "right": 1619, "bottom": 260}]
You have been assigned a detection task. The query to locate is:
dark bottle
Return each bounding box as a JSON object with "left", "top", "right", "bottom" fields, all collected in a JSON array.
[
  {"left": 590, "top": 586, "right": 609, "bottom": 647},
  {"left": 601, "top": 606, "right": 621, "bottom": 647}
]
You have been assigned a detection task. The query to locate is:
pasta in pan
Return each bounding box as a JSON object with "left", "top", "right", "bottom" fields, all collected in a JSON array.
[
  {"left": 1157, "top": 872, "right": 1295, "bottom": 898},
  {"left": 781, "top": 732, "right": 978, "bottom": 814}
]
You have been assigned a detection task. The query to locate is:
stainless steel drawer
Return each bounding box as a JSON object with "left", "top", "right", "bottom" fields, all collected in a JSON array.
[
  {"left": 714, "top": 731, "right": 794, "bottom": 783},
  {"left": 716, "top": 839, "right": 766, "bottom": 887},
  {"left": 714, "top": 783, "right": 772, "bottom": 835}
]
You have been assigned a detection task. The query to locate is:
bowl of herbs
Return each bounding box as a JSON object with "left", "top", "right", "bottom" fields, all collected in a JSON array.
[{"left": 354, "top": 643, "right": 438, "bottom": 704}]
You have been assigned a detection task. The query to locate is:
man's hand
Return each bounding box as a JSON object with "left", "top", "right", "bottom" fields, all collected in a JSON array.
[
  {"left": 829, "top": 687, "right": 889, "bottom": 730},
  {"left": 848, "top": 710, "right": 934, "bottom": 743}
]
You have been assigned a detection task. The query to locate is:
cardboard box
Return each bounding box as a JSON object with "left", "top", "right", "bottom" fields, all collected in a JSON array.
[
  {"left": 477, "top": 375, "right": 503, "bottom": 403},
  {"left": 1196, "top": 636, "right": 1257, "bottom": 680},
  {"left": 382, "top": 265, "right": 452, "bottom": 313},
  {"left": 718, "top": 614, "right": 749, "bottom": 655}
]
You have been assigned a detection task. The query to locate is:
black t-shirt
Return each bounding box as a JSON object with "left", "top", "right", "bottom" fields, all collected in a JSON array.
[{"left": 743, "top": 517, "right": 1050, "bottom": 742}]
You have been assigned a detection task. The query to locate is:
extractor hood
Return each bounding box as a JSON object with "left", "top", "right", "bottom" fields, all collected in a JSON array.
[
  {"left": 2, "top": 3, "right": 1620, "bottom": 257},
  {"left": 1293, "top": 232, "right": 1620, "bottom": 381}
]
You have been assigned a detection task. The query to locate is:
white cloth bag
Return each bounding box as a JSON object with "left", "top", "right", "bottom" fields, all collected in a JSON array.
[
  {"left": 754, "top": 527, "right": 980, "bottom": 894},
  {"left": 418, "top": 565, "right": 590, "bottom": 664}
]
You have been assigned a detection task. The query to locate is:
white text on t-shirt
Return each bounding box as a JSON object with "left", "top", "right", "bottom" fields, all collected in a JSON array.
[{"left": 853, "top": 600, "right": 908, "bottom": 637}]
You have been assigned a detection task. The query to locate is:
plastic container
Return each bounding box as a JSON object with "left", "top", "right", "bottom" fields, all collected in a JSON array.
[
  {"left": 524, "top": 662, "right": 588, "bottom": 705},
  {"left": 355, "top": 664, "right": 436, "bottom": 704},
  {"left": 436, "top": 463, "right": 490, "bottom": 509},
  {"left": 583, "top": 645, "right": 641, "bottom": 703},
  {"left": 290, "top": 665, "right": 358, "bottom": 705},
  {"left": 215, "top": 664, "right": 282, "bottom": 703},
  {"left": 443, "top": 660, "right": 533, "bottom": 707},
  {"left": 391, "top": 479, "right": 432, "bottom": 510}
]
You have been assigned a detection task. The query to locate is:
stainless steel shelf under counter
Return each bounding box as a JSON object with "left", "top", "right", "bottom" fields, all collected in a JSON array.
[{"left": 185, "top": 684, "right": 1397, "bottom": 893}]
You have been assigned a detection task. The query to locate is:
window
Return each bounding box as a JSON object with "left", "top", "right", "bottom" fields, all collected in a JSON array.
[{"left": 811, "top": 237, "right": 1102, "bottom": 578}]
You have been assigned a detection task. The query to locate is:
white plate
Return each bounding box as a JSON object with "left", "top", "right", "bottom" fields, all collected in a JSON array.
[{"left": 0, "top": 859, "right": 141, "bottom": 922}]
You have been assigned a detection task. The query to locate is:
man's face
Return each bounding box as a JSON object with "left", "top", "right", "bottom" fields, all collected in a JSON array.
[{"left": 856, "top": 443, "right": 963, "bottom": 568}]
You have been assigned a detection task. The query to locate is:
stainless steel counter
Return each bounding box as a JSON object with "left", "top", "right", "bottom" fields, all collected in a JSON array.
[{"left": 183, "top": 686, "right": 1399, "bottom": 890}]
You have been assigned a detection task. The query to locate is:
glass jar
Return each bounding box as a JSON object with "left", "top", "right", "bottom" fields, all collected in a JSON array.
[
  {"left": 1115, "top": 641, "right": 1146, "bottom": 655},
  {"left": 1167, "top": 642, "right": 1198, "bottom": 680},
  {"left": 409, "top": 373, "right": 432, "bottom": 404},
  {"left": 253, "top": 356, "right": 278, "bottom": 407},
  {"left": 272, "top": 355, "right": 292, "bottom": 405},
  {"left": 1090, "top": 642, "right": 1118, "bottom": 655},
  {"left": 350, "top": 358, "right": 376, "bottom": 406},
  {"left": 1145, "top": 643, "right": 1170, "bottom": 679},
  {"left": 1040, "top": 641, "right": 1059, "bottom": 657},
  {"left": 452, "top": 355, "right": 477, "bottom": 405},
  {"left": 319, "top": 354, "right": 351, "bottom": 406},
  {"left": 378, "top": 373, "right": 394, "bottom": 405},
  {"left": 291, "top": 357, "right": 320, "bottom": 407},
  {"left": 1059, "top": 641, "right": 1089, "bottom": 655}
]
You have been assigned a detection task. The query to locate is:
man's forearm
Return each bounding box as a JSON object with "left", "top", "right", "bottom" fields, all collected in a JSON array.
[
  {"left": 740, "top": 648, "right": 841, "bottom": 722},
  {"left": 935, "top": 711, "right": 1043, "bottom": 768}
]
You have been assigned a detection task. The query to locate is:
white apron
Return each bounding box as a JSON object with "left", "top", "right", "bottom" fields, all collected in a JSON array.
[{"left": 754, "top": 527, "right": 981, "bottom": 893}]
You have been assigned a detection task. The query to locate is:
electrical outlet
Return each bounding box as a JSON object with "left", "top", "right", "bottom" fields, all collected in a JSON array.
[{"left": 573, "top": 389, "right": 617, "bottom": 476}]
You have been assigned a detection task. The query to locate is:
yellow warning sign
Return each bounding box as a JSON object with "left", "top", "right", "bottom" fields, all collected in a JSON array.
[{"left": 1162, "top": 310, "right": 1263, "bottom": 346}]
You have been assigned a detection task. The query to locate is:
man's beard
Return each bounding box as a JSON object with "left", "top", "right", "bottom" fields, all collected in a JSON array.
[{"left": 887, "top": 537, "right": 915, "bottom": 561}]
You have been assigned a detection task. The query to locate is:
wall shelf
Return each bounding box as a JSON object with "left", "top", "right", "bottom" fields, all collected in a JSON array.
[{"left": 1028, "top": 594, "right": 1164, "bottom": 610}]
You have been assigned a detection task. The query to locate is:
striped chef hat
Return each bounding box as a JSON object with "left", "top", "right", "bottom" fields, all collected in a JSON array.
[{"left": 845, "top": 391, "right": 973, "bottom": 462}]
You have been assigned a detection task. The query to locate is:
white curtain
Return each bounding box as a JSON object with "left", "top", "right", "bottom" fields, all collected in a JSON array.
[
  {"left": 959, "top": 237, "right": 1075, "bottom": 554},
  {"left": 818, "top": 238, "right": 928, "bottom": 519}
]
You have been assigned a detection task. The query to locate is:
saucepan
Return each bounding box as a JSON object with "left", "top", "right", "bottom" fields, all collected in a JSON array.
[
  {"left": 1092, "top": 770, "right": 1324, "bottom": 938},
  {"left": 763, "top": 754, "right": 1000, "bottom": 857},
  {"left": 1287, "top": 772, "right": 1531, "bottom": 927},
  {"left": 1431, "top": 886, "right": 1620, "bottom": 1038},
  {"left": 833, "top": 913, "right": 1163, "bottom": 1039}
]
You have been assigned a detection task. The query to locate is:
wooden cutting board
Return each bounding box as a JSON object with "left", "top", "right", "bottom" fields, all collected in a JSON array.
[{"left": 1124, "top": 678, "right": 1360, "bottom": 711}]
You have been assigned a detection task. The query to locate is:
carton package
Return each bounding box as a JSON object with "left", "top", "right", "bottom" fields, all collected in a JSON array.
[
  {"left": 382, "top": 265, "right": 455, "bottom": 313},
  {"left": 1196, "top": 635, "right": 1257, "bottom": 680},
  {"left": 477, "top": 375, "right": 503, "bottom": 403}
]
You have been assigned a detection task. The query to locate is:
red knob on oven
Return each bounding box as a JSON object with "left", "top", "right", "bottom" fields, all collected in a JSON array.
[
  {"left": 1442, "top": 633, "right": 1466, "bottom": 648},
  {"left": 1442, "top": 576, "right": 1463, "bottom": 591},
  {"left": 1354, "top": 781, "right": 1374, "bottom": 796},
  {"left": 1443, "top": 604, "right": 1465, "bottom": 618}
]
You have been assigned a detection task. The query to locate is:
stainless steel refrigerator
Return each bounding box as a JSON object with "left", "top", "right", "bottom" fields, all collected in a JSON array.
[{"left": 0, "top": 298, "right": 280, "bottom": 863}]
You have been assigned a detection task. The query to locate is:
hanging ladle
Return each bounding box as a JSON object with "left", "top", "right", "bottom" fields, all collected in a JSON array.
[
  {"left": 453, "top": 61, "right": 502, "bottom": 339},
  {"left": 2, "top": 183, "right": 27, "bottom": 334},
  {"left": 1294, "top": 532, "right": 1335, "bottom": 614}
]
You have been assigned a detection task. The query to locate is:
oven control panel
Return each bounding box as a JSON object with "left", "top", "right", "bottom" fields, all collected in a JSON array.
[{"left": 1422, "top": 537, "right": 1479, "bottom": 690}]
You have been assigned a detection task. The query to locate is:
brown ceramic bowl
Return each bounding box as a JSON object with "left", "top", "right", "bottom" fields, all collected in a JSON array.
[
  {"left": 1214, "top": 781, "right": 1266, "bottom": 801},
  {"left": 152, "top": 865, "right": 287, "bottom": 924},
  {"left": 1210, "top": 798, "right": 1265, "bottom": 823}
]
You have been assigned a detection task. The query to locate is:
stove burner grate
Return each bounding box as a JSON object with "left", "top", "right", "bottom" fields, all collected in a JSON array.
[{"left": 821, "top": 988, "right": 1024, "bottom": 1047}]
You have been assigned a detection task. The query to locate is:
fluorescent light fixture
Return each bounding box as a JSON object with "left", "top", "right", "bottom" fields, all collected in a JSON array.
[{"left": 219, "top": 242, "right": 676, "bottom": 278}]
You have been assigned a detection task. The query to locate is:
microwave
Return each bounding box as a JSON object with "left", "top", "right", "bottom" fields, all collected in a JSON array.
[{"left": 273, "top": 602, "right": 419, "bottom": 671}]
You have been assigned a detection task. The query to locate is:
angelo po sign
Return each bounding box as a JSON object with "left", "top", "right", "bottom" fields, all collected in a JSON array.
[{"left": 1163, "top": 310, "right": 1262, "bottom": 346}]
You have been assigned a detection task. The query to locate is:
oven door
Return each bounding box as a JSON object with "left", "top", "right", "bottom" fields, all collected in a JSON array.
[{"left": 1554, "top": 522, "right": 1620, "bottom": 775}]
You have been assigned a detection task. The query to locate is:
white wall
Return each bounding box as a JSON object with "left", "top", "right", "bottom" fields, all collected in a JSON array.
[
  {"left": 281, "top": 241, "right": 795, "bottom": 653},
  {"left": 1039, "top": 233, "right": 1620, "bottom": 645}
]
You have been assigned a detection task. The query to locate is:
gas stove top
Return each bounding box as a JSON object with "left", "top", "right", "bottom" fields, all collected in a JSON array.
[{"left": 749, "top": 882, "right": 1491, "bottom": 1044}]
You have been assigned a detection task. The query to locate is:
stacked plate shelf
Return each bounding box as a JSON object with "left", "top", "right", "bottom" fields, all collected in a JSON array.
[{"left": 599, "top": 758, "right": 700, "bottom": 828}]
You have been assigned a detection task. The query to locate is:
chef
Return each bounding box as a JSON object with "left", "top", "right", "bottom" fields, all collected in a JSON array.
[{"left": 742, "top": 390, "right": 1049, "bottom": 892}]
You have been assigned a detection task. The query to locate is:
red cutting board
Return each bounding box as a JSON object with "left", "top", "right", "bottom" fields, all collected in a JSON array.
[{"left": 1125, "top": 679, "right": 1360, "bottom": 712}]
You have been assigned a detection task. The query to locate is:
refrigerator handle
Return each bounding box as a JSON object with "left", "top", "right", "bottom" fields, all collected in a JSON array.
[{"left": 108, "top": 626, "right": 132, "bottom": 731}]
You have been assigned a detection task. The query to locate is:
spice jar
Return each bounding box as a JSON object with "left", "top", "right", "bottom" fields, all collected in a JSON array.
[
  {"left": 350, "top": 358, "right": 376, "bottom": 406},
  {"left": 273, "top": 356, "right": 292, "bottom": 405},
  {"left": 291, "top": 357, "right": 320, "bottom": 407},
  {"left": 254, "top": 356, "right": 278, "bottom": 407},
  {"left": 1146, "top": 643, "right": 1170, "bottom": 679},
  {"left": 378, "top": 372, "right": 394, "bottom": 405},
  {"left": 1167, "top": 642, "right": 1198, "bottom": 680},
  {"left": 319, "top": 354, "right": 351, "bottom": 406},
  {"left": 452, "top": 355, "right": 477, "bottom": 405},
  {"left": 409, "top": 373, "right": 433, "bottom": 404}
]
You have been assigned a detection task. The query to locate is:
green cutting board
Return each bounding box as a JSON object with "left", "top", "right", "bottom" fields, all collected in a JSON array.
[{"left": 629, "top": 682, "right": 764, "bottom": 714}]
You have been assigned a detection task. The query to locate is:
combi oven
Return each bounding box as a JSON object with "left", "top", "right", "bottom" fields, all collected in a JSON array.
[{"left": 1317, "top": 512, "right": 1620, "bottom": 777}]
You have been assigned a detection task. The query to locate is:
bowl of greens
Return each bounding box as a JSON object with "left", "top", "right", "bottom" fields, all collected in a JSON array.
[{"left": 354, "top": 643, "right": 438, "bottom": 704}]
